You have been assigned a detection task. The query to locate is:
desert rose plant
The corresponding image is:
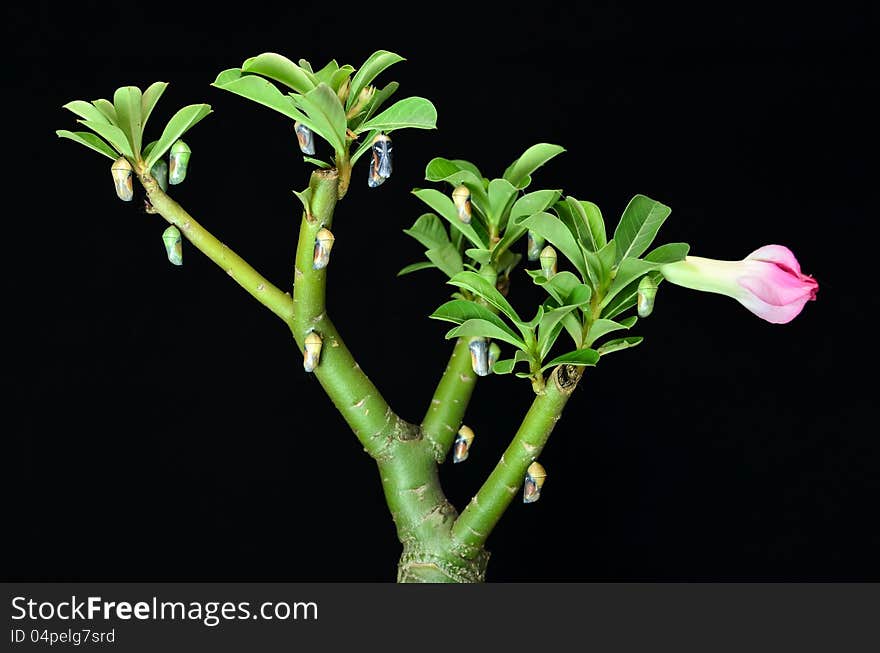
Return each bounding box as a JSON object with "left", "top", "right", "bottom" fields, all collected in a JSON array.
[{"left": 57, "top": 50, "right": 818, "bottom": 582}]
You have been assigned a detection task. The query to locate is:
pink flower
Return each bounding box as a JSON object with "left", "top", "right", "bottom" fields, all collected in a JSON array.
[{"left": 659, "top": 245, "right": 818, "bottom": 324}]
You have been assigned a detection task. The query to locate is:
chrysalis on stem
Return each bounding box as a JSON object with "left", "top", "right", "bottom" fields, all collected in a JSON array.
[
  {"left": 452, "top": 185, "right": 472, "bottom": 223},
  {"left": 161, "top": 225, "right": 183, "bottom": 266},
  {"left": 168, "top": 139, "right": 192, "bottom": 185},
  {"left": 487, "top": 342, "right": 501, "bottom": 372},
  {"left": 527, "top": 231, "right": 545, "bottom": 261},
  {"left": 468, "top": 337, "right": 490, "bottom": 377},
  {"left": 453, "top": 425, "right": 475, "bottom": 463},
  {"left": 637, "top": 275, "right": 659, "bottom": 318},
  {"left": 312, "top": 227, "right": 335, "bottom": 270},
  {"left": 111, "top": 156, "right": 133, "bottom": 201},
  {"left": 303, "top": 331, "right": 323, "bottom": 373},
  {"left": 368, "top": 133, "right": 392, "bottom": 188},
  {"left": 294, "top": 121, "right": 316, "bottom": 156},
  {"left": 540, "top": 245, "right": 557, "bottom": 279},
  {"left": 151, "top": 159, "right": 169, "bottom": 192},
  {"left": 523, "top": 461, "right": 547, "bottom": 504}
]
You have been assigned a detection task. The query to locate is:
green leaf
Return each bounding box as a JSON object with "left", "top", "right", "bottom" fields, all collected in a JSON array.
[
  {"left": 292, "top": 188, "right": 312, "bottom": 215},
  {"left": 597, "top": 336, "right": 644, "bottom": 356},
  {"left": 447, "top": 271, "right": 522, "bottom": 325},
  {"left": 303, "top": 156, "right": 331, "bottom": 168},
  {"left": 541, "top": 348, "right": 600, "bottom": 371},
  {"left": 503, "top": 143, "right": 566, "bottom": 189},
  {"left": 486, "top": 178, "right": 518, "bottom": 227},
  {"left": 140, "top": 81, "right": 168, "bottom": 136},
  {"left": 329, "top": 64, "right": 355, "bottom": 93},
  {"left": 358, "top": 96, "right": 437, "bottom": 133},
  {"left": 601, "top": 257, "right": 661, "bottom": 309},
  {"left": 465, "top": 248, "right": 493, "bottom": 265},
  {"left": 510, "top": 189, "right": 563, "bottom": 222},
  {"left": 581, "top": 201, "right": 607, "bottom": 249},
  {"left": 493, "top": 189, "right": 563, "bottom": 262},
  {"left": 644, "top": 241, "right": 690, "bottom": 263},
  {"left": 412, "top": 189, "right": 486, "bottom": 248},
  {"left": 77, "top": 119, "right": 133, "bottom": 158},
  {"left": 348, "top": 50, "right": 405, "bottom": 110},
  {"left": 519, "top": 212, "right": 587, "bottom": 279},
  {"left": 113, "top": 86, "right": 143, "bottom": 155},
  {"left": 431, "top": 299, "right": 520, "bottom": 340},
  {"left": 398, "top": 261, "right": 437, "bottom": 276},
  {"left": 561, "top": 312, "right": 584, "bottom": 348},
  {"left": 601, "top": 271, "right": 662, "bottom": 320},
  {"left": 313, "top": 59, "right": 339, "bottom": 85},
  {"left": 423, "top": 159, "right": 489, "bottom": 208},
  {"left": 426, "top": 246, "right": 464, "bottom": 278},
  {"left": 143, "top": 103, "right": 212, "bottom": 169},
  {"left": 492, "top": 358, "right": 518, "bottom": 374},
  {"left": 241, "top": 52, "right": 316, "bottom": 94},
  {"left": 445, "top": 319, "right": 526, "bottom": 349},
  {"left": 403, "top": 213, "right": 450, "bottom": 250},
  {"left": 56, "top": 130, "right": 118, "bottom": 160},
  {"left": 585, "top": 317, "right": 636, "bottom": 347},
  {"left": 362, "top": 81, "right": 399, "bottom": 122},
  {"left": 62, "top": 100, "right": 112, "bottom": 124},
  {"left": 292, "top": 83, "right": 347, "bottom": 154},
  {"left": 212, "top": 68, "right": 307, "bottom": 123},
  {"left": 91, "top": 99, "right": 117, "bottom": 124},
  {"left": 527, "top": 270, "right": 582, "bottom": 304},
  {"left": 613, "top": 194, "right": 672, "bottom": 264},
  {"left": 538, "top": 305, "right": 581, "bottom": 359},
  {"left": 558, "top": 197, "right": 606, "bottom": 252}
]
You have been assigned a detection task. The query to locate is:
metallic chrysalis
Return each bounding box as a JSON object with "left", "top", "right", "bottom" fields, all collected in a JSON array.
[
  {"left": 452, "top": 185, "right": 472, "bottom": 223},
  {"left": 368, "top": 133, "right": 392, "bottom": 188},
  {"left": 523, "top": 461, "right": 547, "bottom": 504},
  {"left": 161, "top": 225, "right": 183, "bottom": 266},
  {"left": 637, "top": 275, "right": 659, "bottom": 318},
  {"left": 453, "top": 425, "right": 476, "bottom": 464},
  {"left": 468, "top": 337, "right": 490, "bottom": 377},
  {"left": 168, "top": 139, "right": 192, "bottom": 185},
  {"left": 313, "top": 227, "right": 335, "bottom": 270},
  {"left": 111, "top": 156, "right": 133, "bottom": 201},
  {"left": 303, "top": 331, "right": 323, "bottom": 373},
  {"left": 294, "top": 121, "right": 316, "bottom": 156},
  {"left": 151, "top": 159, "right": 169, "bottom": 192}
]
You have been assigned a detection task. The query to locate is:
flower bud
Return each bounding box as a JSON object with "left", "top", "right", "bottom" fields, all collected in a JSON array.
[
  {"left": 523, "top": 461, "right": 547, "bottom": 504},
  {"left": 110, "top": 156, "right": 133, "bottom": 201},
  {"left": 452, "top": 185, "right": 472, "bottom": 224},
  {"left": 539, "top": 245, "right": 557, "bottom": 278},
  {"left": 468, "top": 337, "right": 490, "bottom": 377},
  {"left": 527, "top": 231, "right": 545, "bottom": 261},
  {"left": 161, "top": 225, "right": 182, "bottom": 266},
  {"left": 637, "top": 275, "right": 658, "bottom": 317},
  {"left": 303, "top": 330, "right": 323, "bottom": 373},
  {"left": 151, "top": 159, "right": 169, "bottom": 192},
  {"left": 168, "top": 139, "right": 192, "bottom": 185},
  {"left": 294, "top": 121, "right": 316, "bottom": 156},
  {"left": 313, "top": 227, "right": 335, "bottom": 270},
  {"left": 453, "top": 425, "right": 475, "bottom": 463}
]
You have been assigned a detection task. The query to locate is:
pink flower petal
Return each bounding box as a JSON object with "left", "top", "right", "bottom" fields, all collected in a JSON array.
[
  {"left": 734, "top": 290, "right": 814, "bottom": 324},
  {"left": 745, "top": 244, "right": 802, "bottom": 275},
  {"left": 738, "top": 264, "right": 819, "bottom": 306}
]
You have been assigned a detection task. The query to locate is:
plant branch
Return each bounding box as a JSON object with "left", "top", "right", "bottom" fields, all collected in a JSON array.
[
  {"left": 420, "top": 337, "right": 477, "bottom": 462},
  {"left": 450, "top": 364, "right": 583, "bottom": 556},
  {"left": 135, "top": 167, "right": 294, "bottom": 323}
]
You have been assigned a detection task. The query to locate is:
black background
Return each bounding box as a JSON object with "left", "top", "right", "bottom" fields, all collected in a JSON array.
[{"left": 5, "top": 1, "right": 877, "bottom": 581}]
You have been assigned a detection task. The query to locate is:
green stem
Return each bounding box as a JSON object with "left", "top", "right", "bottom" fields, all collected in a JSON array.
[
  {"left": 420, "top": 337, "right": 477, "bottom": 462},
  {"left": 450, "top": 364, "right": 583, "bottom": 556},
  {"left": 135, "top": 167, "right": 294, "bottom": 323},
  {"left": 291, "top": 169, "right": 397, "bottom": 456}
]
